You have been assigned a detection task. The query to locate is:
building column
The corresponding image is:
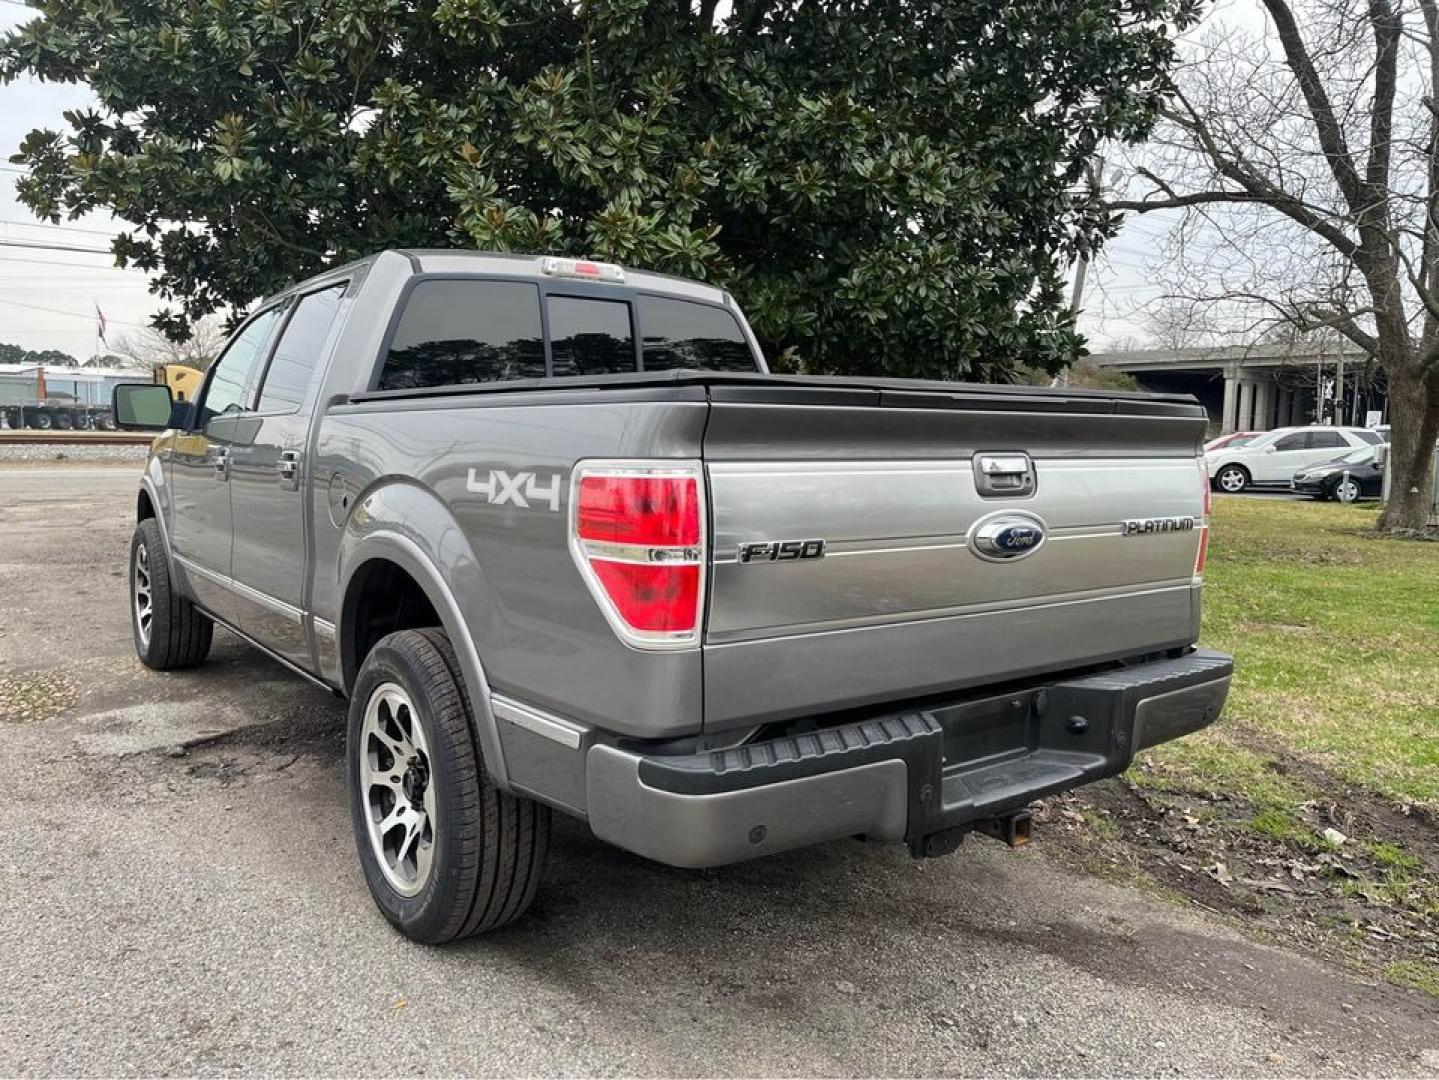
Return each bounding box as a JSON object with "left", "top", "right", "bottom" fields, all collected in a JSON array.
[
  {"left": 1237, "top": 380, "right": 1254, "bottom": 431},
  {"left": 1252, "top": 379, "right": 1273, "bottom": 431},
  {"left": 1221, "top": 370, "right": 1240, "bottom": 434},
  {"left": 1276, "top": 387, "right": 1291, "bottom": 428}
]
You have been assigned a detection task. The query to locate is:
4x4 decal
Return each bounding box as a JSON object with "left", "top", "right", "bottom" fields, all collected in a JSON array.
[{"left": 466, "top": 468, "right": 562, "bottom": 512}]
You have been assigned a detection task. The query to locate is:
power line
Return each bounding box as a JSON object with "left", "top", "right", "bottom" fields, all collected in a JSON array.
[
  {"left": 0, "top": 253, "right": 148, "bottom": 272},
  {"left": 0, "top": 218, "right": 118, "bottom": 239},
  {"left": 0, "top": 238, "right": 113, "bottom": 255},
  {"left": 0, "top": 295, "right": 149, "bottom": 328}
]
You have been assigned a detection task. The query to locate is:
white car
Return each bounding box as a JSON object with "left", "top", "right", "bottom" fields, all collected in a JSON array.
[{"left": 1206, "top": 426, "right": 1384, "bottom": 492}]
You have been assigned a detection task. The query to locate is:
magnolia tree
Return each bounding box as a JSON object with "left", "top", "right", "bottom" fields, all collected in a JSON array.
[
  {"left": 3, "top": 0, "right": 1195, "bottom": 381},
  {"left": 1109, "top": 0, "right": 1439, "bottom": 532}
]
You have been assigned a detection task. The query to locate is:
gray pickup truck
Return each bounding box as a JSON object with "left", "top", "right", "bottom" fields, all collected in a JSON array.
[{"left": 113, "top": 250, "right": 1232, "bottom": 944}]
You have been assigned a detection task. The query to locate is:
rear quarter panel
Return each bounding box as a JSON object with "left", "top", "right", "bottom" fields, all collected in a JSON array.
[{"left": 312, "top": 392, "right": 709, "bottom": 738}]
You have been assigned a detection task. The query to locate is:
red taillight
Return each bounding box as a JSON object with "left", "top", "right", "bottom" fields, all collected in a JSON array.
[
  {"left": 571, "top": 464, "right": 705, "bottom": 647},
  {"left": 589, "top": 561, "right": 701, "bottom": 633},
  {"left": 577, "top": 475, "right": 700, "bottom": 546}
]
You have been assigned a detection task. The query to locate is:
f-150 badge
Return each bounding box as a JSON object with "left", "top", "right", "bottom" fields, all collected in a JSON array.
[{"left": 739, "top": 539, "right": 826, "bottom": 563}]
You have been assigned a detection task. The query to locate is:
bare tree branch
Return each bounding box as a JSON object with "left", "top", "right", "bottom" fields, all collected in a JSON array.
[{"left": 1260, "top": 0, "right": 1369, "bottom": 213}]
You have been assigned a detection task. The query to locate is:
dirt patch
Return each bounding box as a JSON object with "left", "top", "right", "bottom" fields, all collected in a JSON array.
[
  {"left": 0, "top": 670, "right": 79, "bottom": 723},
  {"left": 1037, "top": 755, "right": 1439, "bottom": 994}
]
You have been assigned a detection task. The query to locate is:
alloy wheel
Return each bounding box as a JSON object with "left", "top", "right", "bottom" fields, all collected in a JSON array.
[
  {"left": 133, "top": 541, "right": 153, "bottom": 648},
  {"left": 1218, "top": 468, "right": 1246, "bottom": 493},
  {"left": 360, "top": 682, "right": 437, "bottom": 897}
]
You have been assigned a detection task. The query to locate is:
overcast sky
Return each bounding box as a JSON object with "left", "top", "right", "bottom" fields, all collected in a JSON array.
[{"left": 0, "top": 4, "right": 1203, "bottom": 362}]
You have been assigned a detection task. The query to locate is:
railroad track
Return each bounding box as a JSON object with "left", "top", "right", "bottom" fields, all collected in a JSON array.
[{"left": 0, "top": 430, "right": 152, "bottom": 446}]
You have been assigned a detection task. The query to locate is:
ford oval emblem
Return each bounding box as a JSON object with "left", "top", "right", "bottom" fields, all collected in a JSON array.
[{"left": 969, "top": 512, "right": 1048, "bottom": 562}]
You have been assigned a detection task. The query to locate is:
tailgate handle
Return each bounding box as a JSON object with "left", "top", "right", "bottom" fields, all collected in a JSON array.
[{"left": 973, "top": 453, "right": 1036, "bottom": 497}]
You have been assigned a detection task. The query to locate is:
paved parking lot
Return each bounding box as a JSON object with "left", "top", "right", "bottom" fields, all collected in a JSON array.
[{"left": 2, "top": 466, "right": 1436, "bottom": 1077}]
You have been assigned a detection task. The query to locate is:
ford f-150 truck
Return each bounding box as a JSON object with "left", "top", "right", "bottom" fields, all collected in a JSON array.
[{"left": 112, "top": 250, "right": 1233, "bottom": 944}]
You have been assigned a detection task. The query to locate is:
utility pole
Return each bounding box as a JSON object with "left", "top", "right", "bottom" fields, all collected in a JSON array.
[
  {"left": 1334, "top": 351, "right": 1345, "bottom": 426},
  {"left": 1069, "top": 155, "right": 1106, "bottom": 316},
  {"left": 1053, "top": 155, "right": 1108, "bottom": 388}
]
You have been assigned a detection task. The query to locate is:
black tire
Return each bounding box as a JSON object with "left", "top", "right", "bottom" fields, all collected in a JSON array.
[
  {"left": 1213, "top": 464, "right": 1249, "bottom": 494},
  {"left": 31, "top": 411, "right": 53, "bottom": 431},
  {"left": 348, "top": 628, "right": 550, "bottom": 944},
  {"left": 129, "top": 518, "right": 213, "bottom": 669},
  {"left": 1332, "top": 475, "right": 1362, "bottom": 503},
  {"left": 55, "top": 411, "right": 74, "bottom": 430}
]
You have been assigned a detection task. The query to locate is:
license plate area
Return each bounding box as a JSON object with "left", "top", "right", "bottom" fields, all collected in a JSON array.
[
  {"left": 930, "top": 687, "right": 1118, "bottom": 817},
  {"left": 934, "top": 692, "right": 1036, "bottom": 772}
]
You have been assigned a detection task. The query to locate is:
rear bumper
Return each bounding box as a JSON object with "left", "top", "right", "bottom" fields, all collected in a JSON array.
[{"left": 586, "top": 649, "right": 1232, "bottom": 868}]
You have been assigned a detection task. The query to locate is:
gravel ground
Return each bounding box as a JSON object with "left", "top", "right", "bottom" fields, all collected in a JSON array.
[
  {"left": 0, "top": 443, "right": 149, "bottom": 465},
  {"left": 1, "top": 468, "right": 1436, "bottom": 1078}
]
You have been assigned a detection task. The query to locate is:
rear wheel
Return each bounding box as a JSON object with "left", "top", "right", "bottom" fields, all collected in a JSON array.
[
  {"left": 55, "top": 411, "right": 74, "bottom": 430},
  {"left": 31, "top": 411, "right": 53, "bottom": 431},
  {"left": 1214, "top": 464, "right": 1249, "bottom": 493},
  {"left": 348, "top": 628, "right": 550, "bottom": 944},
  {"left": 130, "top": 519, "right": 213, "bottom": 669}
]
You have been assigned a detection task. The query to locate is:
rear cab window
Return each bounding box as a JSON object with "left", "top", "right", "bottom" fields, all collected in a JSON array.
[
  {"left": 375, "top": 277, "right": 760, "bottom": 391},
  {"left": 379, "top": 280, "right": 545, "bottom": 390},
  {"left": 639, "top": 295, "right": 756, "bottom": 372}
]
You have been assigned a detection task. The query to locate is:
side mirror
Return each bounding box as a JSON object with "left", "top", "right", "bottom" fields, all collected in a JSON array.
[{"left": 112, "top": 383, "right": 175, "bottom": 431}]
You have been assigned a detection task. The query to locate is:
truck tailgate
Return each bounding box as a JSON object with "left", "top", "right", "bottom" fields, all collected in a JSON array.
[{"left": 701, "top": 381, "right": 1209, "bottom": 729}]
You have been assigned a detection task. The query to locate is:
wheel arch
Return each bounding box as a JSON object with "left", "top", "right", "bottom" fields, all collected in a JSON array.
[
  {"left": 137, "top": 463, "right": 175, "bottom": 564},
  {"left": 337, "top": 525, "right": 511, "bottom": 791},
  {"left": 1213, "top": 461, "right": 1251, "bottom": 486}
]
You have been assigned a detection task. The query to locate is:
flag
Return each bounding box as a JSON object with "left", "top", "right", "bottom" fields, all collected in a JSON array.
[{"left": 95, "top": 304, "right": 108, "bottom": 347}]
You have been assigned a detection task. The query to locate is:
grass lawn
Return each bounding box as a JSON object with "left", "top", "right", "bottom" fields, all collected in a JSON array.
[
  {"left": 1053, "top": 495, "right": 1439, "bottom": 993},
  {"left": 1160, "top": 496, "right": 1439, "bottom": 806}
]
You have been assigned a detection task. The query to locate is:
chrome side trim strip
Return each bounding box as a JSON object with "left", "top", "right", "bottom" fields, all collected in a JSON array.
[
  {"left": 312, "top": 617, "right": 336, "bottom": 640},
  {"left": 491, "top": 694, "right": 587, "bottom": 750},
  {"left": 172, "top": 554, "right": 303, "bottom": 626},
  {"left": 172, "top": 552, "right": 229, "bottom": 589},
  {"left": 230, "top": 578, "right": 303, "bottom": 624}
]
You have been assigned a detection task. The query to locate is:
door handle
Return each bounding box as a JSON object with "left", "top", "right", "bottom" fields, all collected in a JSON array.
[
  {"left": 211, "top": 447, "right": 230, "bottom": 481},
  {"left": 972, "top": 452, "right": 1036, "bottom": 497},
  {"left": 277, "top": 449, "right": 302, "bottom": 489}
]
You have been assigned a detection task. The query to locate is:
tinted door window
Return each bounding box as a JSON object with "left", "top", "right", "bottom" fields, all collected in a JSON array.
[
  {"left": 199, "top": 308, "right": 282, "bottom": 425},
  {"left": 548, "top": 296, "right": 635, "bottom": 376},
  {"left": 1352, "top": 430, "right": 1382, "bottom": 445},
  {"left": 256, "top": 285, "right": 346, "bottom": 412},
  {"left": 1272, "top": 433, "right": 1307, "bottom": 451},
  {"left": 1309, "top": 430, "right": 1347, "bottom": 449},
  {"left": 639, "top": 295, "right": 758, "bottom": 372},
  {"left": 379, "top": 280, "right": 544, "bottom": 390}
]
